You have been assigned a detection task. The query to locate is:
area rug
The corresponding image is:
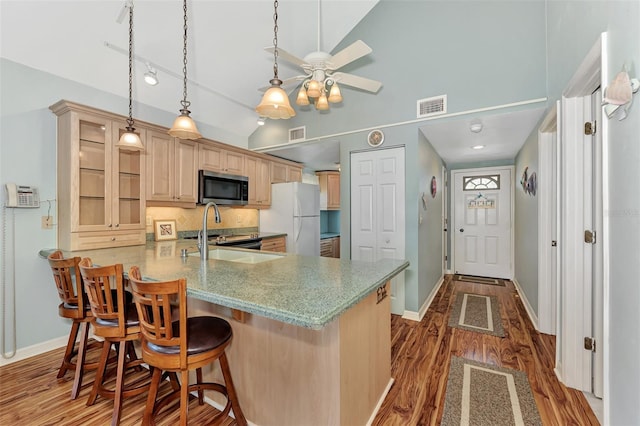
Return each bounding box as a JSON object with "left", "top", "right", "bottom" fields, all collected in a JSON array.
[
  {"left": 448, "top": 292, "right": 505, "bottom": 337},
  {"left": 441, "top": 357, "right": 542, "bottom": 426},
  {"left": 454, "top": 274, "right": 507, "bottom": 287}
]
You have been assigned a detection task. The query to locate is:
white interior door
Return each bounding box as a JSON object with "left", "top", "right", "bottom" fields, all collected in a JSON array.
[
  {"left": 453, "top": 168, "right": 513, "bottom": 279},
  {"left": 351, "top": 147, "right": 405, "bottom": 315}
]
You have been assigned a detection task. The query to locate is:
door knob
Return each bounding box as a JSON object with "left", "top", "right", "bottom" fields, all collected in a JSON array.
[{"left": 460, "top": 228, "right": 464, "bottom": 232}]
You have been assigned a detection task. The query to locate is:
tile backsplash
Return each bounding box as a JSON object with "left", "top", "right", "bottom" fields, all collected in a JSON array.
[{"left": 146, "top": 206, "right": 259, "bottom": 238}]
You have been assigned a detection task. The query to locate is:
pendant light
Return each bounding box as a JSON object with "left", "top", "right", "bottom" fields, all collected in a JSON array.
[
  {"left": 168, "top": 0, "right": 202, "bottom": 140},
  {"left": 115, "top": 2, "right": 144, "bottom": 151},
  {"left": 256, "top": 0, "right": 295, "bottom": 120}
]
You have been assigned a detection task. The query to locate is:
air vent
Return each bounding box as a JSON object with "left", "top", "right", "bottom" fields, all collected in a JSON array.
[
  {"left": 289, "top": 126, "right": 306, "bottom": 142},
  {"left": 417, "top": 95, "right": 447, "bottom": 118}
]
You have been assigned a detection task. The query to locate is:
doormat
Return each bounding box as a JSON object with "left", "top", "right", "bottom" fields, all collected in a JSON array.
[
  {"left": 454, "top": 274, "right": 507, "bottom": 287},
  {"left": 448, "top": 292, "right": 505, "bottom": 337},
  {"left": 441, "top": 356, "right": 542, "bottom": 426}
]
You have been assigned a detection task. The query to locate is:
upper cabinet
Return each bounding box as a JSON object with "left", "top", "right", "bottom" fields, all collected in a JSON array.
[
  {"left": 271, "top": 161, "right": 303, "bottom": 184},
  {"left": 50, "top": 101, "right": 146, "bottom": 250},
  {"left": 146, "top": 131, "right": 198, "bottom": 207},
  {"left": 317, "top": 171, "right": 340, "bottom": 210},
  {"left": 245, "top": 156, "right": 271, "bottom": 208},
  {"left": 199, "top": 144, "right": 245, "bottom": 176}
]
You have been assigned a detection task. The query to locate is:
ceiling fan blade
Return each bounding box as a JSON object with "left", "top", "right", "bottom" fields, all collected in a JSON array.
[
  {"left": 332, "top": 72, "right": 382, "bottom": 93},
  {"left": 264, "top": 47, "right": 308, "bottom": 68},
  {"left": 258, "top": 75, "right": 308, "bottom": 92},
  {"left": 327, "top": 40, "right": 373, "bottom": 70}
]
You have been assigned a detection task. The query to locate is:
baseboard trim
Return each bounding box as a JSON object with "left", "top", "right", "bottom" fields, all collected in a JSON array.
[
  {"left": 402, "top": 275, "right": 444, "bottom": 322},
  {"left": 512, "top": 278, "right": 539, "bottom": 331},
  {"left": 366, "top": 378, "right": 395, "bottom": 426},
  {"left": 0, "top": 335, "right": 69, "bottom": 367},
  {"left": 201, "top": 394, "right": 258, "bottom": 426}
]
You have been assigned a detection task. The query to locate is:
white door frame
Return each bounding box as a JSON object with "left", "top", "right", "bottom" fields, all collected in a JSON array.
[
  {"left": 556, "top": 32, "right": 608, "bottom": 413},
  {"left": 442, "top": 165, "right": 448, "bottom": 274},
  {"left": 537, "top": 102, "right": 559, "bottom": 335},
  {"left": 451, "top": 166, "right": 515, "bottom": 279}
]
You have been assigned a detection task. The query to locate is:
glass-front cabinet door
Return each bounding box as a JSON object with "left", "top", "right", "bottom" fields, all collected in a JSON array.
[
  {"left": 75, "top": 113, "right": 112, "bottom": 232},
  {"left": 113, "top": 122, "right": 145, "bottom": 230}
]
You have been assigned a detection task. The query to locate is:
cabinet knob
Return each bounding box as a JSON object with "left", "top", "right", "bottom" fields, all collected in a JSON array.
[
  {"left": 108, "top": 224, "right": 112, "bottom": 228},
  {"left": 115, "top": 224, "right": 119, "bottom": 228},
  {"left": 111, "top": 237, "right": 116, "bottom": 241}
]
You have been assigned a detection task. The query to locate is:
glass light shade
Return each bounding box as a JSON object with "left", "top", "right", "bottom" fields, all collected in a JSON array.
[
  {"left": 306, "top": 79, "right": 322, "bottom": 98},
  {"left": 168, "top": 111, "right": 202, "bottom": 140},
  {"left": 116, "top": 129, "right": 144, "bottom": 151},
  {"left": 328, "top": 83, "right": 343, "bottom": 103},
  {"left": 144, "top": 70, "right": 158, "bottom": 86},
  {"left": 315, "top": 93, "right": 329, "bottom": 110},
  {"left": 296, "top": 86, "right": 310, "bottom": 106},
  {"left": 256, "top": 84, "right": 296, "bottom": 119}
]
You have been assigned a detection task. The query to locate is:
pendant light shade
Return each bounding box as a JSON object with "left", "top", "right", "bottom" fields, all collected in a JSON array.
[
  {"left": 256, "top": 0, "right": 296, "bottom": 120},
  {"left": 256, "top": 79, "right": 296, "bottom": 119},
  {"left": 169, "top": 110, "right": 202, "bottom": 139},
  {"left": 306, "top": 79, "right": 322, "bottom": 98},
  {"left": 328, "top": 82, "right": 343, "bottom": 103},
  {"left": 115, "top": 2, "right": 144, "bottom": 151},
  {"left": 315, "top": 92, "right": 329, "bottom": 110},
  {"left": 169, "top": 0, "right": 201, "bottom": 140},
  {"left": 296, "top": 85, "right": 310, "bottom": 106}
]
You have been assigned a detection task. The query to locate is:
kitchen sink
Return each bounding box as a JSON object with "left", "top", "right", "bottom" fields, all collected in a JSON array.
[{"left": 188, "top": 248, "right": 284, "bottom": 264}]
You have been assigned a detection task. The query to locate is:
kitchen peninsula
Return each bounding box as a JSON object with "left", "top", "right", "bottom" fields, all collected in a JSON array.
[{"left": 43, "top": 240, "right": 408, "bottom": 425}]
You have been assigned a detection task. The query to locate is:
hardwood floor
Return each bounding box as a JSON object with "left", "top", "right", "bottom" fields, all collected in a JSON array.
[
  {"left": 0, "top": 275, "right": 599, "bottom": 425},
  {"left": 372, "top": 275, "right": 600, "bottom": 425}
]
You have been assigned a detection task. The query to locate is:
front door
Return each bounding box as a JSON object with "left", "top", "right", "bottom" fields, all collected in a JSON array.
[
  {"left": 351, "top": 147, "right": 406, "bottom": 315},
  {"left": 453, "top": 167, "right": 513, "bottom": 279}
]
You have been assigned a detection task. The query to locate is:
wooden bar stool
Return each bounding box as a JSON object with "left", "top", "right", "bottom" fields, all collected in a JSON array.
[
  {"left": 79, "top": 258, "right": 149, "bottom": 426},
  {"left": 128, "top": 266, "right": 247, "bottom": 426},
  {"left": 47, "top": 250, "right": 101, "bottom": 400}
]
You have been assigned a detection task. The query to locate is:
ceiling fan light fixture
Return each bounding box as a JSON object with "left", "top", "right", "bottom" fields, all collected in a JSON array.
[
  {"left": 306, "top": 79, "right": 322, "bottom": 98},
  {"left": 315, "top": 92, "right": 329, "bottom": 110},
  {"left": 115, "top": 2, "right": 144, "bottom": 152},
  {"left": 296, "top": 85, "right": 310, "bottom": 106},
  {"left": 169, "top": 0, "right": 202, "bottom": 140},
  {"left": 328, "top": 82, "right": 342, "bottom": 103}
]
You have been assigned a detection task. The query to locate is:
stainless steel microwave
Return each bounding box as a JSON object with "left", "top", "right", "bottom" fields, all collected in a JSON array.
[{"left": 198, "top": 170, "right": 248, "bottom": 206}]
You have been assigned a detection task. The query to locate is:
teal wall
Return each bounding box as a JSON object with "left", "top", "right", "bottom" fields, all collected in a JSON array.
[
  {"left": 545, "top": 1, "right": 640, "bottom": 423},
  {"left": 0, "top": 58, "right": 242, "bottom": 353},
  {"left": 249, "top": 0, "right": 547, "bottom": 148},
  {"left": 514, "top": 127, "right": 541, "bottom": 314}
]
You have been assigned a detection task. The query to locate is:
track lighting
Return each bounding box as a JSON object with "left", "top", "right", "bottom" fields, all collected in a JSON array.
[{"left": 143, "top": 63, "right": 158, "bottom": 86}]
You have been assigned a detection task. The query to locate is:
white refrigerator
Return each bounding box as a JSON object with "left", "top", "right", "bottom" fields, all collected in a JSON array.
[{"left": 260, "top": 182, "right": 320, "bottom": 256}]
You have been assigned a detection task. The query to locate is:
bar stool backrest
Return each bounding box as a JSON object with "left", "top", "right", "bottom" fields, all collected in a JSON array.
[{"left": 48, "top": 250, "right": 85, "bottom": 316}]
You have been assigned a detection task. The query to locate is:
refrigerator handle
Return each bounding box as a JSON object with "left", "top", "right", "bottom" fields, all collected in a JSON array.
[{"left": 295, "top": 196, "right": 302, "bottom": 243}]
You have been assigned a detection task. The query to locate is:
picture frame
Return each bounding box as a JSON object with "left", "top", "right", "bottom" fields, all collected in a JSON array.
[{"left": 154, "top": 219, "right": 178, "bottom": 241}]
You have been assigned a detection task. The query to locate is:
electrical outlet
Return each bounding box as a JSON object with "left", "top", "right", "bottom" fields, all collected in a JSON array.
[
  {"left": 236, "top": 215, "right": 242, "bottom": 224},
  {"left": 41, "top": 216, "right": 53, "bottom": 229},
  {"left": 146, "top": 216, "right": 152, "bottom": 226}
]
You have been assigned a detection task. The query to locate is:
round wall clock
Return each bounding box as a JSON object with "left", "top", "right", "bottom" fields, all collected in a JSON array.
[
  {"left": 367, "top": 129, "right": 384, "bottom": 147},
  {"left": 430, "top": 176, "right": 437, "bottom": 198}
]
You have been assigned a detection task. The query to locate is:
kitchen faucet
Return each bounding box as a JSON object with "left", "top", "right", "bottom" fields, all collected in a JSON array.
[{"left": 199, "top": 201, "right": 221, "bottom": 260}]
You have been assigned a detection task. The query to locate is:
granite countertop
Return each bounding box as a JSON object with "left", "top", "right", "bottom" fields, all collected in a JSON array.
[
  {"left": 40, "top": 241, "right": 408, "bottom": 330},
  {"left": 320, "top": 232, "right": 340, "bottom": 240}
]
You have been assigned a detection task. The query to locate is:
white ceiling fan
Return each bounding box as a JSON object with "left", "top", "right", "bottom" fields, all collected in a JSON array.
[{"left": 263, "top": 0, "right": 382, "bottom": 110}]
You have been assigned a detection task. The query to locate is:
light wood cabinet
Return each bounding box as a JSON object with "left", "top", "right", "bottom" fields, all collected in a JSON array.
[
  {"left": 317, "top": 171, "right": 340, "bottom": 210},
  {"left": 261, "top": 235, "right": 286, "bottom": 252},
  {"left": 50, "top": 101, "right": 146, "bottom": 250},
  {"left": 199, "top": 144, "right": 245, "bottom": 176},
  {"left": 146, "top": 132, "right": 198, "bottom": 207},
  {"left": 244, "top": 155, "right": 271, "bottom": 208},
  {"left": 271, "top": 162, "right": 303, "bottom": 183},
  {"left": 320, "top": 236, "right": 340, "bottom": 258}
]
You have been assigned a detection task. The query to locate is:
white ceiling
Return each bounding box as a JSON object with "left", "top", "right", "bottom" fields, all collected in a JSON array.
[
  {"left": 0, "top": 0, "right": 378, "bottom": 140},
  {"left": 1, "top": 1, "right": 546, "bottom": 170}
]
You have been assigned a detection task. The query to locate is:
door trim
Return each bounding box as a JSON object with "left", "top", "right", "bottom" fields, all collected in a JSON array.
[
  {"left": 537, "top": 103, "right": 559, "bottom": 335},
  {"left": 556, "top": 33, "right": 608, "bottom": 418},
  {"left": 450, "top": 165, "right": 515, "bottom": 280}
]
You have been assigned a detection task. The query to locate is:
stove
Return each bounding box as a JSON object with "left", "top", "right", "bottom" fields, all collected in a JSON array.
[
  {"left": 213, "top": 234, "right": 262, "bottom": 249},
  {"left": 183, "top": 233, "right": 262, "bottom": 250}
]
